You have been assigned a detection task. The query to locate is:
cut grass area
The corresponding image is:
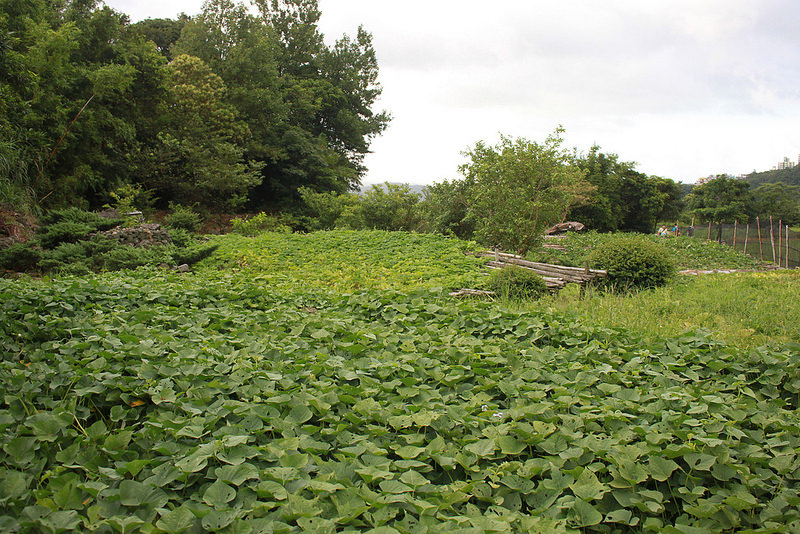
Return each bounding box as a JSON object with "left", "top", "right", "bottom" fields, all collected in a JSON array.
[{"left": 541, "top": 270, "right": 800, "bottom": 348}]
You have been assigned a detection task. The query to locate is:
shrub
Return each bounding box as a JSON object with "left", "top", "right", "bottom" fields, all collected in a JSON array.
[
  {"left": 39, "top": 207, "right": 123, "bottom": 231},
  {"left": 165, "top": 203, "right": 203, "bottom": 233},
  {"left": 173, "top": 244, "right": 219, "bottom": 266},
  {"left": 486, "top": 265, "right": 548, "bottom": 300},
  {"left": 36, "top": 221, "right": 95, "bottom": 249},
  {"left": 0, "top": 243, "right": 42, "bottom": 271},
  {"left": 231, "top": 212, "right": 291, "bottom": 236},
  {"left": 589, "top": 237, "right": 675, "bottom": 291}
]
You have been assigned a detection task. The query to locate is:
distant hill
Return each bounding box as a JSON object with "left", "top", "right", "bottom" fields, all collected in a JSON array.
[{"left": 745, "top": 166, "right": 800, "bottom": 188}]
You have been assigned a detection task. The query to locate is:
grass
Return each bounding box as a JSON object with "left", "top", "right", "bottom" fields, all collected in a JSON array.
[{"left": 539, "top": 270, "right": 800, "bottom": 348}]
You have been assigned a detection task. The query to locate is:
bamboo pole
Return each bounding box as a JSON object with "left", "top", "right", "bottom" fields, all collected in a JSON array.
[
  {"left": 757, "top": 216, "right": 764, "bottom": 261},
  {"left": 788, "top": 225, "right": 791, "bottom": 268},
  {"left": 770, "top": 216, "right": 776, "bottom": 264},
  {"left": 778, "top": 220, "right": 783, "bottom": 267},
  {"left": 744, "top": 223, "right": 749, "bottom": 256}
]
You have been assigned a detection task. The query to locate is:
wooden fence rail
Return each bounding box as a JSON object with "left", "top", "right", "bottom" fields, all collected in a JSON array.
[{"left": 476, "top": 251, "right": 607, "bottom": 292}]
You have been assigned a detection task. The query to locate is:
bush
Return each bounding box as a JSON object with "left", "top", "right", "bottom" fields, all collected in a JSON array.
[
  {"left": 486, "top": 265, "right": 548, "bottom": 300},
  {"left": 40, "top": 207, "right": 123, "bottom": 231},
  {"left": 165, "top": 204, "right": 203, "bottom": 233},
  {"left": 589, "top": 237, "right": 675, "bottom": 291},
  {"left": 231, "top": 212, "right": 291, "bottom": 236},
  {"left": 36, "top": 221, "right": 95, "bottom": 249},
  {"left": 173, "top": 244, "right": 219, "bottom": 266},
  {"left": 0, "top": 243, "right": 42, "bottom": 271}
]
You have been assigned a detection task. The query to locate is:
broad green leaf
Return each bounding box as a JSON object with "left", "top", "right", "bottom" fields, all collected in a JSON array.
[
  {"left": 465, "top": 438, "right": 496, "bottom": 457},
  {"left": 496, "top": 435, "right": 526, "bottom": 455},
  {"left": 0, "top": 470, "right": 29, "bottom": 501},
  {"left": 570, "top": 469, "right": 608, "bottom": 501},
  {"left": 203, "top": 480, "right": 236, "bottom": 508},
  {"left": 25, "top": 412, "right": 62, "bottom": 441},
  {"left": 395, "top": 445, "right": 425, "bottom": 459},
  {"left": 156, "top": 506, "right": 196, "bottom": 533},
  {"left": 649, "top": 456, "right": 679, "bottom": 482},
  {"left": 215, "top": 462, "right": 259, "bottom": 486},
  {"left": 571, "top": 497, "right": 603, "bottom": 527},
  {"left": 201, "top": 509, "right": 237, "bottom": 531},
  {"left": 379, "top": 480, "right": 413, "bottom": 494}
]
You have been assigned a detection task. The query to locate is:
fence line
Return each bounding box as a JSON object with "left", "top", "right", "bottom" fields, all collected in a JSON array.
[{"left": 673, "top": 218, "right": 799, "bottom": 268}]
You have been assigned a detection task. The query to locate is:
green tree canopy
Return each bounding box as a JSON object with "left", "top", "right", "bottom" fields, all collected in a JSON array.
[
  {"left": 460, "top": 129, "right": 592, "bottom": 255},
  {"left": 685, "top": 175, "right": 753, "bottom": 224},
  {"left": 751, "top": 182, "right": 800, "bottom": 225}
]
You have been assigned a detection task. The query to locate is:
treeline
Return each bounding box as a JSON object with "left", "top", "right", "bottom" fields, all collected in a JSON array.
[
  {"left": 295, "top": 130, "right": 685, "bottom": 255},
  {"left": 0, "top": 0, "right": 388, "bottom": 213}
]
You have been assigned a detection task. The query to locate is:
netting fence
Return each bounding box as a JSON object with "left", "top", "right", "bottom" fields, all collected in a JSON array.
[{"left": 673, "top": 218, "right": 800, "bottom": 268}]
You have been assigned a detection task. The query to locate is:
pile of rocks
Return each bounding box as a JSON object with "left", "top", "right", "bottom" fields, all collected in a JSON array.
[{"left": 96, "top": 223, "right": 172, "bottom": 248}]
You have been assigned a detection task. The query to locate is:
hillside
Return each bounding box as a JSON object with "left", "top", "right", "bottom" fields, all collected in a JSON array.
[{"left": 745, "top": 165, "right": 800, "bottom": 187}]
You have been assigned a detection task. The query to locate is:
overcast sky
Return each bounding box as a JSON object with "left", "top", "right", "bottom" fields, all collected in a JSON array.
[{"left": 106, "top": 0, "right": 800, "bottom": 185}]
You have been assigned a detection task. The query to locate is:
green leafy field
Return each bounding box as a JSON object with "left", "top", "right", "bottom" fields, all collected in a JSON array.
[{"left": 2, "top": 231, "right": 799, "bottom": 532}]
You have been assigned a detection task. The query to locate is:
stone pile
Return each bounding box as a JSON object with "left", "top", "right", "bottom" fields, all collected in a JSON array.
[{"left": 96, "top": 223, "right": 172, "bottom": 248}]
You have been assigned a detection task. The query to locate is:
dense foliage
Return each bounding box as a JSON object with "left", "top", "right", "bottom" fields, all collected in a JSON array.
[
  {"left": 198, "top": 230, "right": 485, "bottom": 292},
  {"left": 2, "top": 263, "right": 800, "bottom": 532},
  {"left": 684, "top": 176, "right": 754, "bottom": 225},
  {"left": 0, "top": 0, "right": 388, "bottom": 213},
  {"left": 485, "top": 265, "right": 548, "bottom": 301},
  {"left": 459, "top": 130, "right": 592, "bottom": 255},
  {"left": 589, "top": 237, "right": 675, "bottom": 291},
  {"left": 0, "top": 208, "right": 215, "bottom": 275},
  {"left": 568, "top": 147, "right": 683, "bottom": 233}
]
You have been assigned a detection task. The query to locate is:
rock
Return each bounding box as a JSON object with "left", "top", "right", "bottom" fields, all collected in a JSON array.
[{"left": 176, "top": 264, "right": 190, "bottom": 272}]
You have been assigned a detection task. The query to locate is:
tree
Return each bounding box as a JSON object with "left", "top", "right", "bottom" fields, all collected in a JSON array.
[
  {"left": 685, "top": 175, "right": 753, "bottom": 224},
  {"left": 130, "top": 17, "right": 187, "bottom": 60},
  {"left": 569, "top": 146, "right": 626, "bottom": 232},
  {"left": 416, "top": 179, "right": 475, "bottom": 239},
  {"left": 460, "top": 129, "right": 591, "bottom": 255},
  {"left": 751, "top": 182, "right": 800, "bottom": 225},
  {"left": 176, "top": 0, "right": 389, "bottom": 208},
  {"left": 142, "top": 54, "right": 262, "bottom": 210}
]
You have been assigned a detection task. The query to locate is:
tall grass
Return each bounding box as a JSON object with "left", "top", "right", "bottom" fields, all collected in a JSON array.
[{"left": 540, "top": 270, "right": 800, "bottom": 348}]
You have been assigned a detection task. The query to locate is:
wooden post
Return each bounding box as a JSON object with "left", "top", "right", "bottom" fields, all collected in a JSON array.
[
  {"left": 788, "top": 225, "right": 791, "bottom": 268},
  {"left": 733, "top": 220, "right": 738, "bottom": 251},
  {"left": 757, "top": 216, "right": 764, "bottom": 261},
  {"left": 770, "top": 216, "right": 776, "bottom": 265},
  {"left": 707, "top": 221, "right": 712, "bottom": 240},
  {"left": 778, "top": 220, "right": 783, "bottom": 267}
]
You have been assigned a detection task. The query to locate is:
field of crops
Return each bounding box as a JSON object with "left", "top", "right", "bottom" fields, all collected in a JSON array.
[{"left": 2, "top": 230, "right": 800, "bottom": 532}]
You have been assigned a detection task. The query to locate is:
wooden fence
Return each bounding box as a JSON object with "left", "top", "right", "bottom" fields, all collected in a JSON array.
[{"left": 674, "top": 218, "right": 799, "bottom": 268}]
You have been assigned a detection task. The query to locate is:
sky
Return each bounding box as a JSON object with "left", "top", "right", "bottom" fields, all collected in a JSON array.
[{"left": 105, "top": 0, "right": 800, "bottom": 185}]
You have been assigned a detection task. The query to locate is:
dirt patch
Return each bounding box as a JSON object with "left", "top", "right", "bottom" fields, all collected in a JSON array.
[{"left": 0, "top": 204, "right": 36, "bottom": 247}]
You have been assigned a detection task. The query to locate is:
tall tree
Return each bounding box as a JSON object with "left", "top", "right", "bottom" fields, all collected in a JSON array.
[
  {"left": 685, "top": 175, "right": 753, "bottom": 224},
  {"left": 141, "top": 54, "right": 262, "bottom": 210},
  {"left": 177, "top": 0, "right": 389, "bottom": 207},
  {"left": 569, "top": 146, "right": 626, "bottom": 232},
  {"left": 460, "top": 129, "right": 591, "bottom": 255},
  {"left": 751, "top": 182, "right": 800, "bottom": 225}
]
